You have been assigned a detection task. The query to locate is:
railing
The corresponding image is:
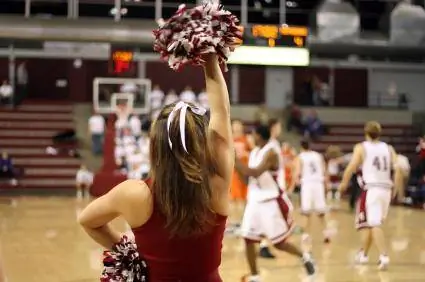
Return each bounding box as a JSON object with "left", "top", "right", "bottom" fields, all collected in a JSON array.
[{"left": 368, "top": 91, "right": 409, "bottom": 109}]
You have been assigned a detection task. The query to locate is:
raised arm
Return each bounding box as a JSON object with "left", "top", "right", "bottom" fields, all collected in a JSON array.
[{"left": 203, "top": 54, "right": 233, "bottom": 180}]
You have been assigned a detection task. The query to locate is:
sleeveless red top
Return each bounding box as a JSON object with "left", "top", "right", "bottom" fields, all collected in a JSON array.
[{"left": 132, "top": 180, "right": 227, "bottom": 282}]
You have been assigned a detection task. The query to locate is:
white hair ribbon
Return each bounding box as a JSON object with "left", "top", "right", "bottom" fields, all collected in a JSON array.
[{"left": 167, "top": 101, "right": 207, "bottom": 153}]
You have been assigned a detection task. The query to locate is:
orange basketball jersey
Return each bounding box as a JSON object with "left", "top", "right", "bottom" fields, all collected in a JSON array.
[
  {"left": 231, "top": 135, "right": 251, "bottom": 200},
  {"left": 282, "top": 146, "right": 296, "bottom": 188}
]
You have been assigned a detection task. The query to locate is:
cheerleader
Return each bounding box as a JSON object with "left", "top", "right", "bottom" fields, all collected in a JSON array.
[{"left": 79, "top": 2, "right": 242, "bottom": 279}]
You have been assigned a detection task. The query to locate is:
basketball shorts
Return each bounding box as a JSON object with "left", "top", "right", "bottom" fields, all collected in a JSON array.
[
  {"left": 241, "top": 193, "right": 294, "bottom": 244},
  {"left": 355, "top": 188, "right": 391, "bottom": 229},
  {"left": 300, "top": 182, "right": 327, "bottom": 214},
  {"left": 329, "top": 175, "right": 340, "bottom": 190}
]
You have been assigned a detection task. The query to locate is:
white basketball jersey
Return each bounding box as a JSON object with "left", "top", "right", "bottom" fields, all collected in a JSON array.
[
  {"left": 268, "top": 138, "right": 286, "bottom": 190},
  {"left": 360, "top": 141, "right": 393, "bottom": 189},
  {"left": 299, "top": 150, "right": 325, "bottom": 184},
  {"left": 247, "top": 141, "right": 281, "bottom": 202},
  {"left": 327, "top": 159, "right": 339, "bottom": 176}
]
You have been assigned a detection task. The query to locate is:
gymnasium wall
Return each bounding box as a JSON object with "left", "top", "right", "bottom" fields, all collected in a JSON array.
[
  {"left": 1, "top": 57, "right": 425, "bottom": 112},
  {"left": 368, "top": 69, "right": 425, "bottom": 111}
]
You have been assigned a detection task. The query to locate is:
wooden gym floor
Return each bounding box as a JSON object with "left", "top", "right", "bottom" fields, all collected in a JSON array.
[{"left": 0, "top": 196, "right": 424, "bottom": 282}]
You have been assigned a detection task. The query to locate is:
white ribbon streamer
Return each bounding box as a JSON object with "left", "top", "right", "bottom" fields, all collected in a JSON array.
[{"left": 167, "top": 101, "right": 207, "bottom": 153}]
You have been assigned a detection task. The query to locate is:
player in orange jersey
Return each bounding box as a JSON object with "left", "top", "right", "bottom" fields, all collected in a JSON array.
[
  {"left": 282, "top": 142, "right": 296, "bottom": 191},
  {"left": 230, "top": 119, "right": 252, "bottom": 230}
]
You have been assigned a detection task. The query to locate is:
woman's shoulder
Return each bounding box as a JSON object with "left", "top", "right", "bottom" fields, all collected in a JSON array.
[
  {"left": 116, "top": 179, "right": 152, "bottom": 201},
  {"left": 115, "top": 179, "right": 154, "bottom": 228}
]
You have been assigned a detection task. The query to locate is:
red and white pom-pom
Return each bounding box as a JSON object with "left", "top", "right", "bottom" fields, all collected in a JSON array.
[
  {"left": 153, "top": 1, "right": 242, "bottom": 71},
  {"left": 101, "top": 236, "right": 148, "bottom": 282}
]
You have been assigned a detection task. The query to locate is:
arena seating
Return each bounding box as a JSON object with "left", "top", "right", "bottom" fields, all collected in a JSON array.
[
  {"left": 311, "top": 123, "right": 418, "bottom": 159},
  {"left": 0, "top": 103, "right": 80, "bottom": 190}
]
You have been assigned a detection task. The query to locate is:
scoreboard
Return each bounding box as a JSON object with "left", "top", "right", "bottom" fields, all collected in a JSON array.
[
  {"left": 229, "top": 25, "right": 309, "bottom": 66},
  {"left": 241, "top": 25, "right": 308, "bottom": 48}
]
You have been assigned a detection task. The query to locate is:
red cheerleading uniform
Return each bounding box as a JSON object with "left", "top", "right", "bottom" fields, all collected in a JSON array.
[{"left": 132, "top": 180, "right": 227, "bottom": 282}]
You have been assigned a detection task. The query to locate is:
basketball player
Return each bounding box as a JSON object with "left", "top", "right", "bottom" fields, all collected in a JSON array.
[
  {"left": 338, "top": 121, "right": 403, "bottom": 270},
  {"left": 235, "top": 125, "right": 315, "bottom": 282},
  {"left": 75, "top": 164, "right": 94, "bottom": 200},
  {"left": 255, "top": 118, "right": 285, "bottom": 259},
  {"left": 291, "top": 140, "right": 331, "bottom": 243},
  {"left": 79, "top": 54, "right": 234, "bottom": 281},
  {"left": 230, "top": 119, "right": 251, "bottom": 227},
  {"left": 282, "top": 142, "right": 296, "bottom": 193},
  {"left": 325, "top": 145, "right": 343, "bottom": 205}
]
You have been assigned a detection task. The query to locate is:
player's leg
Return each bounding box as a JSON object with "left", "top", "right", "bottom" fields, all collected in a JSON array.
[
  {"left": 84, "top": 183, "right": 91, "bottom": 200},
  {"left": 76, "top": 183, "right": 83, "bottom": 200},
  {"left": 258, "top": 239, "right": 275, "bottom": 259},
  {"left": 240, "top": 201, "right": 262, "bottom": 281},
  {"left": 315, "top": 183, "right": 332, "bottom": 243},
  {"left": 368, "top": 189, "right": 391, "bottom": 270},
  {"left": 354, "top": 190, "right": 372, "bottom": 264},
  {"left": 265, "top": 196, "right": 315, "bottom": 276},
  {"left": 300, "top": 184, "right": 313, "bottom": 244},
  {"left": 229, "top": 173, "right": 246, "bottom": 229}
]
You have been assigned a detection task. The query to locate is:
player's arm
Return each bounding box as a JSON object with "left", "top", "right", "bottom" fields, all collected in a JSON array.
[
  {"left": 78, "top": 180, "right": 150, "bottom": 249},
  {"left": 288, "top": 156, "right": 301, "bottom": 193},
  {"left": 235, "top": 150, "right": 278, "bottom": 178},
  {"left": 339, "top": 144, "right": 363, "bottom": 192},
  {"left": 203, "top": 54, "right": 233, "bottom": 181},
  {"left": 390, "top": 146, "right": 403, "bottom": 197}
]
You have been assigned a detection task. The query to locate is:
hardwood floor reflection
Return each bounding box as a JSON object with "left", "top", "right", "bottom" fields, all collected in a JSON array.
[{"left": 0, "top": 196, "right": 424, "bottom": 282}]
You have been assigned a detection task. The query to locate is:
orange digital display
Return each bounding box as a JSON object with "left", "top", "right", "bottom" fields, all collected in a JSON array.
[
  {"left": 112, "top": 50, "right": 133, "bottom": 62},
  {"left": 244, "top": 25, "right": 308, "bottom": 48},
  {"left": 110, "top": 49, "right": 134, "bottom": 74}
]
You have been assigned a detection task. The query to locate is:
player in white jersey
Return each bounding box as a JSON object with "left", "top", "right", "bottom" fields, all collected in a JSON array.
[
  {"left": 291, "top": 140, "right": 331, "bottom": 244},
  {"left": 339, "top": 121, "right": 403, "bottom": 270},
  {"left": 235, "top": 125, "right": 315, "bottom": 282},
  {"left": 255, "top": 118, "right": 285, "bottom": 259}
]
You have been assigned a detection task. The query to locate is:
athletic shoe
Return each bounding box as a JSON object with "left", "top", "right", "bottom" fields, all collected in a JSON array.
[{"left": 378, "top": 254, "right": 389, "bottom": 270}]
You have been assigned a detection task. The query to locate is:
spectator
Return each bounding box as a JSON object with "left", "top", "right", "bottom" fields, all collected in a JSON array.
[
  {"left": 197, "top": 88, "right": 209, "bottom": 110},
  {"left": 0, "top": 151, "right": 17, "bottom": 186},
  {"left": 0, "top": 80, "right": 13, "bottom": 106},
  {"left": 129, "top": 114, "right": 142, "bottom": 140},
  {"left": 150, "top": 85, "right": 164, "bottom": 119},
  {"left": 114, "top": 145, "right": 126, "bottom": 170},
  {"left": 16, "top": 61, "right": 28, "bottom": 106},
  {"left": 319, "top": 82, "right": 331, "bottom": 106},
  {"left": 164, "top": 89, "right": 179, "bottom": 105},
  {"left": 304, "top": 110, "right": 324, "bottom": 140},
  {"left": 286, "top": 104, "right": 304, "bottom": 133},
  {"left": 120, "top": 81, "right": 137, "bottom": 94},
  {"left": 416, "top": 136, "right": 425, "bottom": 175},
  {"left": 88, "top": 112, "right": 105, "bottom": 155},
  {"left": 179, "top": 85, "right": 196, "bottom": 103},
  {"left": 127, "top": 147, "right": 144, "bottom": 178},
  {"left": 75, "top": 164, "right": 94, "bottom": 200}
]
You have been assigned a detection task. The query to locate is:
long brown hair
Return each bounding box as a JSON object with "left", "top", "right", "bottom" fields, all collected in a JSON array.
[{"left": 149, "top": 102, "right": 218, "bottom": 237}]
